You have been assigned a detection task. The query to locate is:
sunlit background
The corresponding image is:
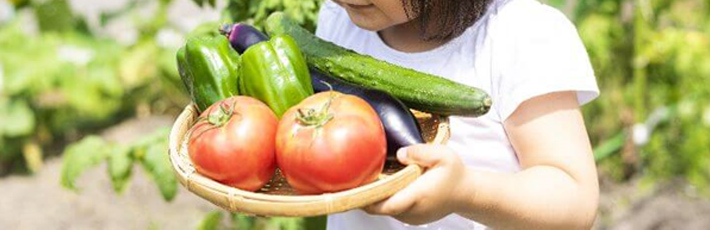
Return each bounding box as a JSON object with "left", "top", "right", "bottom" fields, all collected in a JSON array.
[{"left": 0, "top": 0, "right": 708, "bottom": 229}]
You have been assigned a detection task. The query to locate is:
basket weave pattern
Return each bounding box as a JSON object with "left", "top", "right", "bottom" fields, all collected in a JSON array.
[{"left": 168, "top": 104, "right": 450, "bottom": 217}]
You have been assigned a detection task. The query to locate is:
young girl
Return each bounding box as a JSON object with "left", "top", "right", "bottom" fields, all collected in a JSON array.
[{"left": 316, "top": 0, "right": 600, "bottom": 229}]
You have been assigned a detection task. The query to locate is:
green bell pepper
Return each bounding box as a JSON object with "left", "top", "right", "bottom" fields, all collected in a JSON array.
[
  {"left": 177, "top": 35, "right": 240, "bottom": 112},
  {"left": 240, "top": 35, "right": 314, "bottom": 117}
]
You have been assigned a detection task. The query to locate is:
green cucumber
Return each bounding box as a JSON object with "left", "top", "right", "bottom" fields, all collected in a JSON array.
[{"left": 265, "top": 12, "right": 492, "bottom": 117}]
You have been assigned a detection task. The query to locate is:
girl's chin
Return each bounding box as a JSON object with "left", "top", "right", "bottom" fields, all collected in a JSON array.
[
  {"left": 351, "top": 20, "right": 386, "bottom": 31},
  {"left": 345, "top": 12, "right": 390, "bottom": 31}
]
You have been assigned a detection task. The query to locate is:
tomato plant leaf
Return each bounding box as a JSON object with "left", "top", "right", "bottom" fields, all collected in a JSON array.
[
  {"left": 232, "top": 214, "right": 255, "bottom": 230},
  {"left": 60, "top": 136, "right": 109, "bottom": 191},
  {"left": 108, "top": 144, "right": 133, "bottom": 193},
  {"left": 192, "top": 0, "right": 206, "bottom": 7},
  {"left": 139, "top": 136, "right": 177, "bottom": 201},
  {"left": 119, "top": 42, "right": 159, "bottom": 90},
  {"left": 198, "top": 211, "right": 223, "bottom": 230},
  {"left": 266, "top": 217, "right": 303, "bottom": 230},
  {"left": 34, "top": 0, "right": 76, "bottom": 33},
  {"left": 0, "top": 99, "right": 35, "bottom": 137}
]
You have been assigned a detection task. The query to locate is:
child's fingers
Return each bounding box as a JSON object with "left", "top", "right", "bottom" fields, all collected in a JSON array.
[
  {"left": 363, "top": 182, "right": 420, "bottom": 216},
  {"left": 397, "top": 144, "right": 449, "bottom": 168},
  {"left": 365, "top": 145, "right": 459, "bottom": 217}
]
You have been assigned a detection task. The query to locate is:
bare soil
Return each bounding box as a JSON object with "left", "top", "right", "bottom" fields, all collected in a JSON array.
[{"left": 0, "top": 116, "right": 215, "bottom": 230}]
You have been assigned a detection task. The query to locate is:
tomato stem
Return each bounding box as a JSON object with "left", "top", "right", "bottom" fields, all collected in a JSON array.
[
  {"left": 296, "top": 92, "right": 337, "bottom": 128},
  {"left": 193, "top": 100, "right": 238, "bottom": 139},
  {"left": 206, "top": 100, "right": 238, "bottom": 127},
  {"left": 320, "top": 80, "right": 334, "bottom": 92}
]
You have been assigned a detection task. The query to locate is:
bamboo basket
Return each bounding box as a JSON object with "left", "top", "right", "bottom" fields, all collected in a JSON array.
[{"left": 168, "top": 103, "right": 450, "bottom": 217}]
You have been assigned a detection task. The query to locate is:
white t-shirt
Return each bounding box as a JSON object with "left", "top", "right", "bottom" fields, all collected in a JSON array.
[{"left": 316, "top": 0, "right": 600, "bottom": 229}]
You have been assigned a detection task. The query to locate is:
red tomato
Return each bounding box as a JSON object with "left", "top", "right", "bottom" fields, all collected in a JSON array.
[
  {"left": 188, "top": 96, "right": 277, "bottom": 191},
  {"left": 276, "top": 92, "right": 386, "bottom": 194}
]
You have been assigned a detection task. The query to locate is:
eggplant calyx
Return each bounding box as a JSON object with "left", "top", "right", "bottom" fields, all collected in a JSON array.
[{"left": 219, "top": 24, "right": 234, "bottom": 37}]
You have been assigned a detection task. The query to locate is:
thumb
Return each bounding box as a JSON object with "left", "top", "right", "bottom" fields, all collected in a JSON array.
[{"left": 397, "top": 144, "right": 446, "bottom": 168}]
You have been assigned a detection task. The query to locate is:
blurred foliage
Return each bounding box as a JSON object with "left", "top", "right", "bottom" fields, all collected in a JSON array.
[
  {"left": 195, "top": 211, "right": 322, "bottom": 230},
  {"left": 0, "top": 0, "right": 187, "bottom": 173},
  {"left": 139, "top": 130, "right": 178, "bottom": 201},
  {"left": 198, "top": 211, "right": 224, "bottom": 230},
  {"left": 61, "top": 128, "right": 178, "bottom": 201},
  {"left": 545, "top": 0, "right": 710, "bottom": 193},
  {"left": 34, "top": 0, "right": 88, "bottom": 34},
  {"left": 217, "top": 0, "right": 322, "bottom": 32},
  {"left": 60, "top": 135, "right": 111, "bottom": 190}
]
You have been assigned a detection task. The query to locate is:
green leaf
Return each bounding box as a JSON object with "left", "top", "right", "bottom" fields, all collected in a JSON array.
[
  {"left": 108, "top": 144, "right": 133, "bottom": 193},
  {"left": 34, "top": 0, "right": 76, "bottom": 33},
  {"left": 545, "top": 0, "right": 566, "bottom": 9},
  {"left": 0, "top": 99, "right": 35, "bottom": 137},
  {"left": 60, "top": 136, "right": 109, "bottom": 190},
  {"left": 593, "top": 131, "right": 627, "bottom": 162},
  {"left": 192, "top": 0, "right": 205, "bottom": 7},
  {"left": 225, "top": 0, "right": 250, "bottom": 22},
  {"left": 232, "top": 214, "right": 255, "bottom": 230},
  {"left": 222, "top": 0, "right": 320, "bottom": 32},
  {"left": 119, "top": 42, "right": 159, "bottom": 90},
  {"left": 131, "top": 127, "right": 170, "bottom": 149},
  {"left": 139, "top": 136, "right": 177, "bottom": 201},
  {"left": 266, "top": 217, "right": 303, "bottom": 230},
  {"left": 198, "top": 211, "right": 224, "bottom": 230},
  {"left": 303, "top": 216, "right": 327, "bottom": 230},
  {"left": 99, "top": 0, "right": 144, "bottom": 27}
]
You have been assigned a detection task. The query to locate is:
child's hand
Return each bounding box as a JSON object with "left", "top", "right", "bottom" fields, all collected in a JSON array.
[{"left": 363, "top": 144, "right": 466, "bottom": 225}]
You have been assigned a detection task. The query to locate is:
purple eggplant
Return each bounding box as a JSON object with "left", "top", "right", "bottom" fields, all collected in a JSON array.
[
  {"left": 222, "top": 23, "right": 424, "bottom": 158},
  {"left": 220, "top": 23, "right": 269, "bottom": 54}
]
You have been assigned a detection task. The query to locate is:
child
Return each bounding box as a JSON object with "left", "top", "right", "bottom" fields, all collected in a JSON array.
[{"left": 316, "top": 0, "right": 600, "bottom": 229}]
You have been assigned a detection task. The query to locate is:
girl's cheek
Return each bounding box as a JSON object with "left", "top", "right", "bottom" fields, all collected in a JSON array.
[{"left": 345, "top": 0, "right": 411, "bottom": 31}]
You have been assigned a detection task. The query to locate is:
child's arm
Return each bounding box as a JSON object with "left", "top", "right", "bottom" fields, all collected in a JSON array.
[{"left": 364, "top": 91, "right": 599, "bottom": 229}]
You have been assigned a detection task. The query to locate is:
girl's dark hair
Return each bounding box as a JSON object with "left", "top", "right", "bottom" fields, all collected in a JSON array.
[{"left": 402, "top": 0, "right": 492, "bottom": 41}]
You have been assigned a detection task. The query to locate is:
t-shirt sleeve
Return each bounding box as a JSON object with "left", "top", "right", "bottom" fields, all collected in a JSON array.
[{"left": 493, "top": 3, "right": 599, "bottom": 121}]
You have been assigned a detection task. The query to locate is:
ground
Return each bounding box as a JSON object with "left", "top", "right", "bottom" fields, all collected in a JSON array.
[
  {"left": 0, "top": 117, "right": 216, "bottom": 230},
  {"left": 595, "top": 178, "right": 710, "bottom": 230}
]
